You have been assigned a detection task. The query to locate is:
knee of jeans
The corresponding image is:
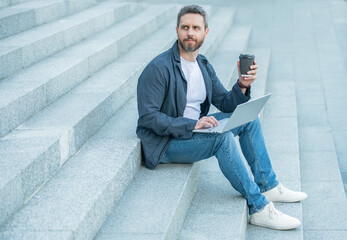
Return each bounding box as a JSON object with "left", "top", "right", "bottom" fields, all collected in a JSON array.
[
  {"left": 214, "top": 131, "right": 236, "bottom": 156},
  {"left": 220, "top": 131, "right": 235, "bottom": 145},
  {"left": 248, "top": 116, "right": 261, "bottom": 129}
]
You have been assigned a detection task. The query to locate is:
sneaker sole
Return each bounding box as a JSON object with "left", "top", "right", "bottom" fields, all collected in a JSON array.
[
  {"left": 264, "top": 194, "right": 308, "bottom": 203},
  {"left": 249, "top": 219, "right": 301, "bottom": 230},
  {"left": 265, "top": 196, "right": 308, "bottom": 203}
]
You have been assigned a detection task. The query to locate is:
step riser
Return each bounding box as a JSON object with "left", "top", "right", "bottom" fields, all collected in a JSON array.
[
  {"left": 0, "top": 0, "right": 32, "bottom": 8},
  {"left": 0, "top": 0, "right": 8, "bottom": 8},
  {"left": 0, "top": 2, "right": 141, "bottom": 80},
  {"left": 165, "top": 164, "right": 201, "bottom": 240},
  {"left": 74, "top": 141, "right": 142, "bottom": 240},
  {"left": 0, "top": 0, "right": 96, "bottom": 40},
  {"left": 0, "top": 8, "right": 35, "bottom": 39},
  {"left": 0, "top": 136, "right": 61, "bottom": 227}
]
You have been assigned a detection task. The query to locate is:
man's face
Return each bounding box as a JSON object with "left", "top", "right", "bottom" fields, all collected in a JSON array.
[{"left": 176, "top": 13, "right": 209, "bottom": 53}]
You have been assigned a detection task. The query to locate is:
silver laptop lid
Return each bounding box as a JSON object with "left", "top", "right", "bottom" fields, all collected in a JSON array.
[{"left": 222, "top": 93, "right": 272, "bottom": 131}]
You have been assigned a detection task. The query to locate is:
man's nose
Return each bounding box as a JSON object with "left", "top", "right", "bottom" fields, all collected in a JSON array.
[{"left": 187, "top": 27, "right": 194, "bottom": 36}]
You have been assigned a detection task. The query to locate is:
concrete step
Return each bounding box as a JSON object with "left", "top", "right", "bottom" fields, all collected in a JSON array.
[
  {"left": 0, "top": 0, "right": 143, "bottom": 79},
  {"left": 0, "top": 4, "right": 176, "bottom": 228},
  {"left": 0, "top": 7, "right": 232, "bottom": 238},
  {"left": 94, "top": 135, "right": 202, "bottom": 240},
  {"left": 0, "top": 0, "right": 7, "bottom": 8},
  {"left": 247, "top": 48, "right": 271, "bottom": 99},
  {"left": 93, "top": 8, "right": 239, "bottom": 240},
  {"left": 0, "top": 3, "right": 169, "bottom": 138},
  {"left": 0, "top": 0, "right": 32, "bottom": 8},
  {"left": 0, "top": 99, "right": 142, "bottom": 240},
  {"left": 0, "top": 0, "right": 97, "bottom": 40}
]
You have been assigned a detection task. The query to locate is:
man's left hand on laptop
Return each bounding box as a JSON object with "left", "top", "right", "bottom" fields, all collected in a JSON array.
[{"left": 194, "top": 116, "right": 219, "bottom": 130}]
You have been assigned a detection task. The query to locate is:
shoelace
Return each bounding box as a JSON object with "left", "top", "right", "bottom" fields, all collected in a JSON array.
[
  {"left": 277, "top": 183, "right": 288, "bottom": 194},
  {"left": 268, "top": 203, "right": 284, "bottom": 218}
]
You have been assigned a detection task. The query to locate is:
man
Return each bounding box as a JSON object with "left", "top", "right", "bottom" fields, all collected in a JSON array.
[{"left": 136, "top": 5, "right": 307, "bottom": 230}]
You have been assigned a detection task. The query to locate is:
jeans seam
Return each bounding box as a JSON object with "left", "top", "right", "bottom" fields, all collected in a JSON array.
[
  {"left": 249, "top": 200, "right": 269, "bottom": 215},
  {"left": 261, "top": 181, "right": 279, "bottom": 193},
  {"left": 246, "top": 124, "right": 268, "bottom": 191},
  {"left": 170, "top": 134, "right": 223, "bottom": 145},
  {"left": 220, "top": 135, "right": 258, "bottom": 211}
]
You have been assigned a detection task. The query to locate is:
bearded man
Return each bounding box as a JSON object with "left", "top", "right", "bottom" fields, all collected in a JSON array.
[{"left": 136, "top": 5, "right": 307, "bottom": 230}]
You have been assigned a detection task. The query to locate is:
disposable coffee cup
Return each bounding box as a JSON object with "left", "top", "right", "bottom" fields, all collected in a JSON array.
[{"left": 239, "top": 54, "right": 255, "bottom": 77}]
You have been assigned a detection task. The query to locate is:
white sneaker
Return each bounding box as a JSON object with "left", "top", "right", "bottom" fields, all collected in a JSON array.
[
  {"left": 263, "top": 183, "right": 308, "bottom": 203},
  {"left": 249, "top": 202, "right": 301, "bottom": 230}
]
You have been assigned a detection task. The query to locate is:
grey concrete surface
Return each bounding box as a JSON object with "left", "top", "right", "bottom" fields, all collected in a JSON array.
[
  {"left": 0, "top": 0, "right": 96, "bottom": 40},
  {"left": 0, "top": 1, "right": 140, "bottom": 79},
  {"left": 0, "top": 104, "right": 142, "bottom": 240},
  {"left": 0, "top": 0, "right": 9, "bottom": 8},
  {"left": 0, "top": 129, "right": 60, "bottom": 227},
  {"left": 95, "top": 162, "right": 201, "bottom": 240},
  {"left": 0, "top": 3, "right": 167, "bottom": 138}
]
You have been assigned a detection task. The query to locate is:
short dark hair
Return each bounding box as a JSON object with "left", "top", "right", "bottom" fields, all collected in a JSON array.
[{"left": 177, "top": 5, "right": 208, "bottom": 29}]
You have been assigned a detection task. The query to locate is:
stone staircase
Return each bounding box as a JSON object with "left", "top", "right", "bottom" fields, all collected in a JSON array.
[{"left": 1, "top": 0, "right": 346, "bottom": 239}]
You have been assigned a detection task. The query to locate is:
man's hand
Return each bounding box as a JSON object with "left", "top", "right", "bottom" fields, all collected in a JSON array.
[
  {"left": 194, "top": 116, "right": 220, "bottom": 130},
  {"left": 237, "top": 60, "right": 258, "bottom": 92}
]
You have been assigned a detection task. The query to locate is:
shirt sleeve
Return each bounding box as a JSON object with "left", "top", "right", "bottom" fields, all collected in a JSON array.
[
  {"left": 137, "top": 61, "right": 197, "bottom": 138},
  {"left": 208, "top": 61, "right": 251, "bottom": 112}
]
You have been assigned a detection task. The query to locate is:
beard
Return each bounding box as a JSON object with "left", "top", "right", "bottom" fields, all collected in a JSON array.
[{"left": 178, "top": 37, "right": 204, "bottom": 52}]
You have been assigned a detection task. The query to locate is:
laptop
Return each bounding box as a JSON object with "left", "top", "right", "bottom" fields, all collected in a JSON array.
[{"left": 193, "top": 93, "right": 272, "bottom": 133}]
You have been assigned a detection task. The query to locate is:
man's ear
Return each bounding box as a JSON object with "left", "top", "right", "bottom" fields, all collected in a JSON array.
[
  {"left": 176, "top": 26, "right": 178, "bottom": 35},
  {"left": 204, "top": 27, "right": 209, "bottom": 38}
]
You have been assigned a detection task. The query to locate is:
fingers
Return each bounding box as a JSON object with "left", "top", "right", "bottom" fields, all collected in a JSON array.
[
  {"left": 250, "top": 65, "right": 258, "bottom": 70},
  {"left": 202, "top": 116, "right": 219, "bottom": 127},
  {"left": 246, "top": 61, "right": 257, "bottom": 79},
  {"left": 208, "top": 116, "right": 219, "bottom": 126},
  {"left": 195, "top": 116, "right": 220, "bottom": 129},
  {"left": 237, "top": 59, "right": 257, "bottom": 82},
  {"left": 242, "top": 74, "right": 257, "bottom": 81},
  {"left": 247, "top": 69, "right": 257, "bottom": 75}
]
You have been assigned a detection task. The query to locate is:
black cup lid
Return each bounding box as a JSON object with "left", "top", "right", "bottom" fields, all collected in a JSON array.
[{"left": 239, "top": 54, "right": 255, "bottom": 58}]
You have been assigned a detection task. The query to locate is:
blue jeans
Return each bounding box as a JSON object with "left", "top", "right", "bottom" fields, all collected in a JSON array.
[{"left": 160, "top": 112, "right": 279, "bottom": 214}]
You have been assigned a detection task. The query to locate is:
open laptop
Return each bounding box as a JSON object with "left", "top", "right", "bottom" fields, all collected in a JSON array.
[{"left": 193, "top": 93, "right": 272, "bottom": 133}]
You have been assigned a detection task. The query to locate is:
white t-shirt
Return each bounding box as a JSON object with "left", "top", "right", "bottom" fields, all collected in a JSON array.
[{"left": 180, "top": 56, "right": 206, "bottom": 120}]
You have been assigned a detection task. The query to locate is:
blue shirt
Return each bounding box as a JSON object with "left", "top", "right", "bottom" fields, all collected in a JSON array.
[{"left": 136, "top": 41, "right": 251, "bottom": 169}]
